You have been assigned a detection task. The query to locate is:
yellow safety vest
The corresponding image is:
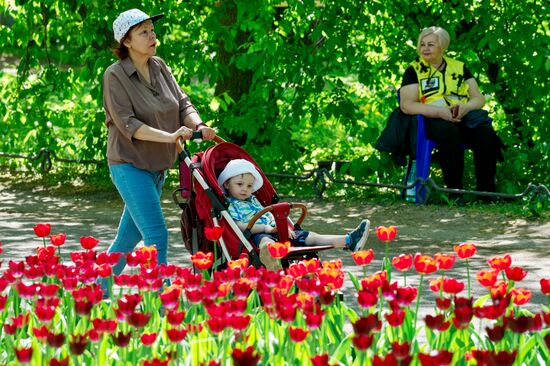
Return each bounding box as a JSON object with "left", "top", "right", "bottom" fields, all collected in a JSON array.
[{"left": 411, "top": 56, "right": 470, "bottom": 106}]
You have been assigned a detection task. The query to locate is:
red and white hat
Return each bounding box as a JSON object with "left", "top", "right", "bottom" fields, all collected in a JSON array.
[{"left": 113, "top": 9, "right": 164, "bottom": 43}]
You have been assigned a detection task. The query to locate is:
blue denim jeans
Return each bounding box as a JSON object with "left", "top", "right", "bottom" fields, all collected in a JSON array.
[{"left": 107, "top": 163, "right": 168, "bottom": 275}]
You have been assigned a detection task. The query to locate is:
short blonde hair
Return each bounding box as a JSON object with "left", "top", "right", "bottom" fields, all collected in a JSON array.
[{"left": 416, "top": 26, "right": 450, "bottom": 55}]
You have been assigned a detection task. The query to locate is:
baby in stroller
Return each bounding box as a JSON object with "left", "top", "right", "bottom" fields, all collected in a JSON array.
[{"left": 217, "top": 159, "right": 371, "bottom": 270}]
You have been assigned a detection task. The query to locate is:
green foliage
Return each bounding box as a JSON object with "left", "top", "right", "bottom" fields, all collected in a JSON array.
[{"left": 0, "top": 0, "right": 548, "bottom": 194}]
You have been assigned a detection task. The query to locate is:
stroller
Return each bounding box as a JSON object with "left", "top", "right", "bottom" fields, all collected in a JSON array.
[{"left": 172, "top": 132, "right": 335, "bottom": 269}]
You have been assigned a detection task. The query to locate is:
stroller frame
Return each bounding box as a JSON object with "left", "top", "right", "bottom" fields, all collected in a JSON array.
[{"left": 173, "top": 133, "right": 334, "bottom": 269}]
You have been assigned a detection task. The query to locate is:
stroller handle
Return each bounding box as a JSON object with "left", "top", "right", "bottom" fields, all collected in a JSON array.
[{"left": 176, "top": 130, "right": 226, "bottom": 154}]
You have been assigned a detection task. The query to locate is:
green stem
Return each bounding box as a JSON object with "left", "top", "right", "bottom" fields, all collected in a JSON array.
[
  {"left": 413, "top": 274, "right": 424, "bottom": 338},
  {"left": 466, "top": 259, "right": 471, "bottom": 298}
]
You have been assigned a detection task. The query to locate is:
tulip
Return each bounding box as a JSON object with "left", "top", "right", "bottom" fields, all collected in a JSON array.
[
  {"left": 140, "top": 332, "right": 157, "bottom": 346},
  {"left": 434, "top": 253, "right": 456, "bottom": 270},
  {"left": 165, "top": 327, "right": 188, "bottom": 342},
  {"left": 376, "top": 226, "right": 397, "bottom": 281},
  {"left": 191, "top": 251, "right": 214, "bottom": 270},
  {"left": 69, "top": 334, "right": 88, "bottom": 355},
  {"left": 14, "top": 346, "right": 33, "bottom": 364},
  {"left": 49, "top": 233, "right": 66, "bottom": 246},
  {"left": 288, "top": 326, "right": 309, "bottom": 342},
  {"left": 352, "top": 249, "right": 374, "bottom": 266},
  {"left": 352, "top": 333, "right": 373, "bottom": 350},
  {"left": 510, "top": 288, "right": 532, "bottom": 306},
  {"left": 267, "top": 241, "right": 290, "bottom": 259},
  {"left": 232, "top": 346, "right": 261, "bottom": 366},
  {"left": 476, "top": 269, "right": 499, "bottom": 287},
  {"left": 505, "top": 266, "right": 528, "bottom": 282},
  {"left": 33, "top": 224, "right": 51, "bottom": 248},
  {"left": 487, "top": 254, "right": 512, "bottom": 271},
  {"left": 80, "top": 236, "right": 99, "bottom": 250},
  {"left": 454, "top": 243, "right": 476, "bottom": 296},
  {"left": 541, "top": 278, "right": 550, "bottom": 294},
  {"left": 454, "top": 242, "right": 476, "bottom": 259},
  {"left": 204, "top": 226, "right": 224, "bottom": 241}
]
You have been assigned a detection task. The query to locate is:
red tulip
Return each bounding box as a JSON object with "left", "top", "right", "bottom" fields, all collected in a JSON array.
[
  {"left": 80, "top": 236, "right": 99, "bottom": 250},
  {"left": 140, "top": 332, "right": 157, "bottom": 346},
  {"left": 142, "top": 358, "right": 169, "bottom": 366},
  {"left": 352, "top": 249, "right": 374, "bottom": 266},
  {"left": 288, "top": 326, "right": 309, "bottom": 342},
  {"left": 418, "top": 351, "right": 453, "bottom": 366},
  {"left": 541, "top": 278, "right": 550, "bottom": 294},
  {"left": 487, "top": 254, "right": 512, "bottom": 271},
  {"left": 454, "top": 242, "right": 476, "bottom": 259},
  {"left": 204, "top": 226, "right": 224, "bottom": 241},
  {"left": 267, "top": 241, "right": 290, "bottom": 259},
  {"left": 14, "top": 346, "right": 33, "bottom": 363},
  {"left": 33, "top": 223, "right": 51, "bottom": 237},
  {"left": 391, "top": 254, "right": 413, "bottom": 271},
  {"left": 385, "top": 309, "right": 405, "bottom": 327},
  {"left": 311, "top": 354, "right": 331, "bottom": 366},
  {"left": 165, "top": 328, "right": 188, "bottom": 342},
  {"left": 352, "top": 333, "right": 373, "bottom": 350},
  {"left": 443, "top": 277, "right": 465, "bottom": 294},
  {"left": 376, "top": 226, "right": 397, "bottom": 241},
  {"left": 191, "top": 251, "right": 214, "bottom": 270},
  {"left": 505, "top": 266, "right": 528, "bottom": 281},
  {"left": 50, "top": 357, "right": 69, "bottom": 366},
  {"left": 49, "top": 233, "right": 66, "bottom": 247}
]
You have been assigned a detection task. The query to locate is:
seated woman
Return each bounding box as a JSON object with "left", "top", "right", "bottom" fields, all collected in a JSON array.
[{"left": 399, "top": 26, "right": 501, "bottom": 195}]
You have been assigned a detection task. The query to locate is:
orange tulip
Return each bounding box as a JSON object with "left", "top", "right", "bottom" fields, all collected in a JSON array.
[
  {"left": 510, "top": 288, "right": 532, "bottom": 306},
  {"left": 476, "top": 269, "right": 499, "bottom": 287},
  {"left": 413, "top": 254, "right": 438, "bottom": 274},
  {"left": 434, "top": 253, "right": 456, "bottom": 270},
  {"left": 487, "top": 255, "right": 512, "bottom": 271},
  {"left": 228, "top": 257, "right": 249, "bottom": 270},
  {"left": 454, "top": 242, "right": 476, "bottom": 259},
  {"left": 190, "top": 251, "right": 214, "bottom": 270},
  {"left": 376, "top": 226, "right": 397, "bottom": 241},
  {"left": 352, "top": 249, "right": 374, "bottom": 266},
  {"left": 267, "top": 241, "right": 290, "bottom": 259}
]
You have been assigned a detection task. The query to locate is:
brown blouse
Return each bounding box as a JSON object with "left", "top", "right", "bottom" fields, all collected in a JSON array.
[{"left": 103, "top": 56, "right": 198, "bottom": 171}]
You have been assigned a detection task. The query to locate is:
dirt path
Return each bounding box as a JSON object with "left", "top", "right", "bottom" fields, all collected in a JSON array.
[{"left": 1, "top": 182, "right": 549, "bottom": 313}]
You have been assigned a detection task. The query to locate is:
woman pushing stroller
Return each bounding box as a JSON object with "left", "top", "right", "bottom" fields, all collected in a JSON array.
[{"left": 217, "top": 159, "right": 371, "bottom": 270}]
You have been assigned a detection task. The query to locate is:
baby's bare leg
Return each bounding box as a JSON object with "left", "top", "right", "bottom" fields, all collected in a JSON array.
[{"left": 305, "top": 232, "right": 346, "bottom": 247}]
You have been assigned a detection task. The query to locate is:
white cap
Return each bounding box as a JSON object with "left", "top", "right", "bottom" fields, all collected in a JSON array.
[
  {"left": 113, "top": 9, "right": 164, "bottom": 43},
  {"left": 217, "top": 159, "right": 264, "bottom": 193}
]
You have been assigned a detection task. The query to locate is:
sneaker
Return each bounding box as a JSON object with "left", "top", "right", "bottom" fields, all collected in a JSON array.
[
  {"left": 259, "top": 242, "right": 282, "bottom": 271},
  {"left": 347, "top": 219, "right": 370, "bottom": 252}
]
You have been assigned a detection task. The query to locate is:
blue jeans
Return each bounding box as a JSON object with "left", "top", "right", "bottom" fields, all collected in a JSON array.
[{"left": 107, "top": 163, "right": 168, "bottom": 275}]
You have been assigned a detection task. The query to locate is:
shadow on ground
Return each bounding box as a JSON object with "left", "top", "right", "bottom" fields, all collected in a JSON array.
[{"left": 1, "top": 183, "right": 549, "bottom": 315}]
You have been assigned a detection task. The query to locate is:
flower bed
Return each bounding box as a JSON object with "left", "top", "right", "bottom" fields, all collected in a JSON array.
[{"left": 0, "top": 224, "right": 549, "bottom": 365}]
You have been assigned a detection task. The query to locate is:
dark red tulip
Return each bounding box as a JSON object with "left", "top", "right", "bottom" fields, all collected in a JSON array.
[
  {"left": 352, "top": 333, "right": 373, "bottom": 350},
  {"left": 112, "top": 331, "right": 132, "bottom": 347},
  {"left": 232, "top": 346, "right": 260, "bottom": 366},
  {"left": 69, "top": 334, "right": 88, "bottom": 355}
]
